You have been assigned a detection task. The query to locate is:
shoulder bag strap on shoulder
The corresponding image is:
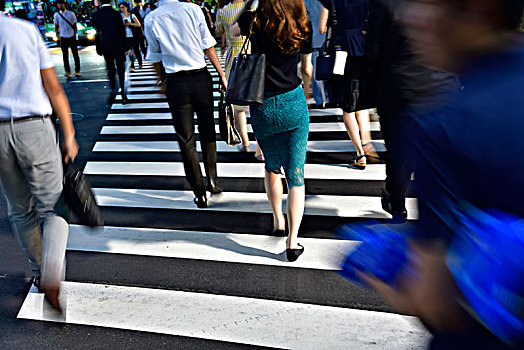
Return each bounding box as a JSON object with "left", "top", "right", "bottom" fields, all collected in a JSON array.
[
  {"left": 322, "top": 0, "right": 337, "bottom": 51},
  {"left": 238, "top": 13, "right": 256, "bottom": 56},
  {"left": 58, "top": 11, "right": 76, "bottom": 31}
]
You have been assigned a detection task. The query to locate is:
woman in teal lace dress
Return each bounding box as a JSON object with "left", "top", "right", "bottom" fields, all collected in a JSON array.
[{"left": 231, "top": 0, "right": 311, "bottom": 261}]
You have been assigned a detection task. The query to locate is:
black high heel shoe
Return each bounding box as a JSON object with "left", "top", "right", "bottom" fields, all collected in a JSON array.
[{"left": 286, "top": 244, "right": 304, "bottom": 262}]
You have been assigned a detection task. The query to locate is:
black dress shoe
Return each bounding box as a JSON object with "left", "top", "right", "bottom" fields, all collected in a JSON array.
[
  {"left": 381, "top": 188, "right": 408, "bottom": 222},
  {"left": 121, "top": 94, "right": 130, "bottom": 105},
  {"left": 286, "top": 244, "right": 304, "bottom": 262},
  {"left": 206, "top": 179, "right": 223, "bottom": 194},
  {"left": 193, "top": 195, "right": 207, "bottom": 208}
]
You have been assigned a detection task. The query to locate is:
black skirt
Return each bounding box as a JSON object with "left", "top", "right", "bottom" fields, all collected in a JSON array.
[{"left": 327, "top": 57, "right": 374, "bottom": 113}]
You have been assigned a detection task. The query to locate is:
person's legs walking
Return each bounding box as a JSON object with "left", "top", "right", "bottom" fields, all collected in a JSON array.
[
  {"left": 133, "top": 37, "right": 143, "bottom": 68},
  {"left": 286, "top": 184, "right": 305, "bottom": 249},
  {"left": 115, "top": 53, "right": 128, "bottom": 103},
  {"left": 233, "top": 108, "right": 250, "bottom": 150},
  {"left": 264, "top": 171, "right": 285, "bottom": 232},
  {"left": 166, "top": 74, "right": 207, "bottom": 201},
  {"left": 69, "top": 38, "right": 81, "bottom": 74},
  {"left": 356, "top": 109, "right": 372, "bottom": 145},
  {"left": 139, "top": 35, "right": 146, "bottom": 59},
  {"left": 343, "top": 111, "right": 366, "bottom": 168},
  {"left": 380, "top": 113, "right": 413, "bottom": 219},
  {"left": 311, "top": 50, "right": 327, "bottom": 106},
  {"left": 1, "top": 118, "right": 68, "bottom": 310},
  {"left": 104, "top": 53, "right": 117, "bottom": 94},
  {"left": 60, "top": 37, "right": 71, "bottom": 75},
  {"left": 192, "top": 71, "right": 220, "bottom": 193},
  {"left": 356, "top": 109, "right": 380, "bottom": 162},
  {"left": 116, "top": 54, "right": 126, "bottom": 91},
  {"left": 0, "top": 125, "right": 43, "bottom": 277}
]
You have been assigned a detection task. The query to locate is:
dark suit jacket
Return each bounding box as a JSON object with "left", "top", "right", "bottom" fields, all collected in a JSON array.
[
  {"left": 131, "top": 6, "right": 144, "bottom": 26},
  {"left": 92, "top": 6, "right": 129, "bottom": 55}
]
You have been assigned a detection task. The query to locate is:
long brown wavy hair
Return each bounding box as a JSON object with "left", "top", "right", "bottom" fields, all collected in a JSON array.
[{"left": 255, "top": 0, "right": 311, "bottom": 55}]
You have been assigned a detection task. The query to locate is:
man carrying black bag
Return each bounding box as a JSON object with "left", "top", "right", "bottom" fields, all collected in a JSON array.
[
  {"left": 145, "top": 0, "right": 228, "bottom": 208},
  {"left": 0, "top": 2, "right": 79, "bottom": 312}
]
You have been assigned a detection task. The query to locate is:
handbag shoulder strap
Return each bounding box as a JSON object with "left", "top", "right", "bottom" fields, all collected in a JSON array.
[
  {"left": 239, "top": 13, "right": 257, "bottom": 56},
  {"left": 330, "top": 0, "right": 337, "bottom": 32},
  {"left": 58, "top": 11, "right": 76, "bottom": 31},
  {"left": 322, "top": 0, "right": 338, "bottom": 51}
]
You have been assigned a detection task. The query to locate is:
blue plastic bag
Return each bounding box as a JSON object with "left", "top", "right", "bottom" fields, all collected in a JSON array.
[
  {"left": 337, "top": 222, "right": 412, "bottom": 288},
  {"left": 447, "top": 204, "right": 524, "bottom": 346}
]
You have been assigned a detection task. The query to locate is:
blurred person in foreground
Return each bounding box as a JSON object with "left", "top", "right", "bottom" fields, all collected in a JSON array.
[
  {"left": 360, "top": 0, "right": 524, "bottom": 348},
  {"left": 145, "top": 0, "right": 227, "bottom": 208},
  {"left": 231, "top": 0, "right": 311, "bottom": 261},
  {"left": 365, "top": 0, "right": 460, "bottom": 221},
  {"left": 0, "top": 0, "right": 79, "bottom": 312}
]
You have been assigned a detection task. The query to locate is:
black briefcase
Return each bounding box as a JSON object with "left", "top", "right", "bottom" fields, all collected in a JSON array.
[{"left": 63, "top": 163, "right": 104, "bottom": 227}]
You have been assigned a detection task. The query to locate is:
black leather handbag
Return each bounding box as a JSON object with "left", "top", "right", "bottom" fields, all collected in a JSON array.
[
  {"left": 315, "top": 0, "right": 339, "bottom": 81},
  {"left": 63, "top": 163, "right": 104, "bottom": 227},
  {"left": 315, "top": 51, "right": 337, "bottom": 81},
  {"left": 225, "top": 18, "right": 266, "bottom": 106},
  {"left": 218, "top": 90, "right": 242, "bottom": 145}
]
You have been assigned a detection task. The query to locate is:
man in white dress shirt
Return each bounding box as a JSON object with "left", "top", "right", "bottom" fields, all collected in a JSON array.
[
  {"left": 0, "top": 0, "right": 79, "bottom": 312},
  {"left": 145, "top": 0, "right": 228, "bottom": 208}
]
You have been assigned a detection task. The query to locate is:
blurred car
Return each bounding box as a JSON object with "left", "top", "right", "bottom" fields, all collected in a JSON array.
[{"left": 44, "top": 22, "right": 96, "bottom": 46}]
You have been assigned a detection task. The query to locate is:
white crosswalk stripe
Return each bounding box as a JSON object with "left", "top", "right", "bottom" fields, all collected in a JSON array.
[
  {"left": 18, "top": 59, "right": 427, "bottom": 348},
  {"left": 92, "top": 140, "right": 387, "bottom": 153},
  {"left": 18, "top": 282, "right": 429, "bottom": 349},
  {"left": 84, "top": 161, "right": 388, "bottom": 180}
]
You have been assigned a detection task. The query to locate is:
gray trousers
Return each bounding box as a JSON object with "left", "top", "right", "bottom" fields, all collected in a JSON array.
[{"left": 0, "top": 117, "right": 68, "bottom": 288}]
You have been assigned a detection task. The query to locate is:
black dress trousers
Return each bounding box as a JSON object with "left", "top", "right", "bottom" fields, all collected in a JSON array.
[
  {"left": 165, "top": 69, "right": 217, "bottom": 198},
  {"left": 103, "top": 52, "right": 126, "bottom": 92}
]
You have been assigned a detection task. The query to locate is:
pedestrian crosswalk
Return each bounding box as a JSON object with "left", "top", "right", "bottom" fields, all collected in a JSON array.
[{"left": 17, "top": 58, "right": 428, "bottom": 348}]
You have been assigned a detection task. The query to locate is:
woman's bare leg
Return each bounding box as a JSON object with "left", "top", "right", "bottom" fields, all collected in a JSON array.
[
  {"left": 356, "top": 109, "right": 371, "bottom": 145},
  {"left": 343, "top": 111, "right": 365, "bottom": 156},
  {"left": 264, "top": 170, "right": 285, "bottom": 232},
  {"left": 286, "top": 183, "right": 305, "bottom": 249},
  {"left": 233, "top": 108, "right": 250, "bottom": 148}
]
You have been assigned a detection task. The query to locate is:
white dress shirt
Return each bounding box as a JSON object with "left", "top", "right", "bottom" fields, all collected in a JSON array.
[
  {"left": 53, "top": 10, "right": 77, "bottom": 39},
  {"left": 0, "top": 14, "right": 54, "bottom": 119},
  {"left": 144, "top": 0, "right": 217, "bottom": 73}
]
